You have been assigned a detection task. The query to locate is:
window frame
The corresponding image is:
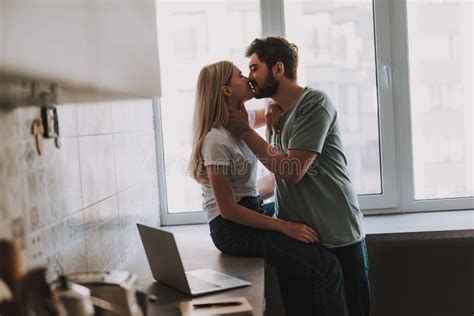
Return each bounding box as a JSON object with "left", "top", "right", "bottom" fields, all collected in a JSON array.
[
  {"left": 155, "top": 0, "right": 473, "bottom": 226},
  {"left": 390, "top": 0, "right": 474, "bottom": 213},
  {"left": 153, "top": 99, "right": 207, "bottom": 225},
  {"left": 352, "top": 0, "right": 399, "bottom": 211}
]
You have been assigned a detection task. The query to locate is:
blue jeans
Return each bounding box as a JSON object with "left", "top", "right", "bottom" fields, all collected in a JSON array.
[
  {"left": 265, "top": 202, "right": 371, "bottom": 316},
  {"left": 209, "top": 196, "right": 348, "bottom": 316},
  {"left": 327, "top": 240, "right": 371, "bottom": 316}
]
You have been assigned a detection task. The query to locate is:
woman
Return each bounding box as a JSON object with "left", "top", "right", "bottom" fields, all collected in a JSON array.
[{"left": 189, "top": 61, "right": 347, "bottom": 316}]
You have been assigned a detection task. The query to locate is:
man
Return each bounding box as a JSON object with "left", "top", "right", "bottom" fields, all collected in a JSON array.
[{"left": 225, "top": 36, "right": 370, "bottom": 316}]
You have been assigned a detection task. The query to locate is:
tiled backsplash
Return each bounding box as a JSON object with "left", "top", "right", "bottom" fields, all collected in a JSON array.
[{"left": 0, "top": 99, "right": 160, "bottom": 276}]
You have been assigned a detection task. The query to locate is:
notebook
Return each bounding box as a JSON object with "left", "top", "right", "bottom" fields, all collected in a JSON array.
[{"left": 179, "top": 296, "right": 253, "bottom": 315}]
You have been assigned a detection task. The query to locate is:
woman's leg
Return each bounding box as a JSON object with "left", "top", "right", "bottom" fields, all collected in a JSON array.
[
  {"left": 210, "top": 213, "right": 347, "bottom": 316},
  {"left": 277, "top": 272, "right": 317, "bottom": 315},
  {"left": 261, "top": 201, "right": 312, "bottom": 313},
  {"left": 262, "top": 201, "right": 275, "bottom": 217}
]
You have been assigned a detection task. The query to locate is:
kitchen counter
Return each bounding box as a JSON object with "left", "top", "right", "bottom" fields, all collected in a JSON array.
[{"left": 121, "top": 210, "right": 473, "bottom": 315}]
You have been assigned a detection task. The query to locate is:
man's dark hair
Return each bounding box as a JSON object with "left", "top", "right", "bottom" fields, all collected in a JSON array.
[{"left": 245, "top": 37, "right": 299, "bottom": 80}]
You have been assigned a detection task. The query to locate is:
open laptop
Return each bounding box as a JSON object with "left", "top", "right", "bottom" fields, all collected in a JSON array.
[{"left": 137, "top": 223, "right": 251, "bottom": 296}]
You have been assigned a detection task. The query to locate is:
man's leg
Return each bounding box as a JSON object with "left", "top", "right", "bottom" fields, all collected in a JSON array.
[
  {"left": 328, "top": 240, "right": 371, "bottom": 316},
  {"left": 261, "top": 201, "right": 347, "bottom": 316},
  {"left": 219, "top": 198, "right": 348, "bottom": 315},
  {"left": 216, "top": 222, "right": 348, "bottom": 315}
]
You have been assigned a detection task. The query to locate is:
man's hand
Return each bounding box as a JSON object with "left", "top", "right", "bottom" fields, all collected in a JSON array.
[
  {"left": 280, "top": 221, "right": 320, "bottom": 243},
  {"left": 266, "top": 100, "right": 283, "bottom": 136},
  {"left": 225, "top": 102, "right": 252, "bottom": 137}
]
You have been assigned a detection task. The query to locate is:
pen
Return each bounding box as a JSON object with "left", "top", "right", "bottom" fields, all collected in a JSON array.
[{"left": 193, "top": 301, "right": 242, "bottom": 308}]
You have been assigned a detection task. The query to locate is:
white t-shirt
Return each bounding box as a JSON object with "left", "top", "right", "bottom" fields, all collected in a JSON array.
[{"left": 200, "top": 110, "right": 258, "bottom": 222}]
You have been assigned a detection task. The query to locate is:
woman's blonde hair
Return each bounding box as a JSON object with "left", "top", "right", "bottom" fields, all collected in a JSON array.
[{"left": 189, "top": 60, "right": 233, "bottom": 183}]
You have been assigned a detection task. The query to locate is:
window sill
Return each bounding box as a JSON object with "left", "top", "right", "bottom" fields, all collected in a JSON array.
[
  {"left": 164, "top": 209, "right": 474, "bottom": 242},
  {"left": 364, "top": 209, "right": 474, "bottom": 242}
]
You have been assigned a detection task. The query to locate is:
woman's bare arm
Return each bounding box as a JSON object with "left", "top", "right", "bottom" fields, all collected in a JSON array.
[{"left": 207, "top": 165, "right": 319, "bottom": 243}]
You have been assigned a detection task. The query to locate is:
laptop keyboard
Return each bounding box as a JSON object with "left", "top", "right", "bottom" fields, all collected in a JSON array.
[{"left": 186, "top": 274, "right": 221, "bottom": 292}]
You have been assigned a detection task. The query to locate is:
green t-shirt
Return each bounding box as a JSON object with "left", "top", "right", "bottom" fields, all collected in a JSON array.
[{"left": 270, "top": 87, "right": 364, "bottom": 248}]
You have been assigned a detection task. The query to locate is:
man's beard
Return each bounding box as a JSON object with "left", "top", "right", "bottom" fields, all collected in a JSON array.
[{"left": 251, "top": 72, "right": 279, "bottom": 99}]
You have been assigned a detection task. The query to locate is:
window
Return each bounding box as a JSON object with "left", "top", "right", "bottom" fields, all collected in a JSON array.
[
  {"left": 155, "top": 0, "right": 262, "bottom": 224},
  {"left": 406, "top": 0, "right": 473, "bottom": 201},
  {"left": 393, "top": 0, "right": 473, "bottom": 212},
  {"left": 154, "top": 0, "right": 473, "bottom": 225},
  {"left": 284, "top": 0, "right": 382, "bottom": 196}
]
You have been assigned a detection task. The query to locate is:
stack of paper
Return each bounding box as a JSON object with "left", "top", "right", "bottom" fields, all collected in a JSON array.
[{"left": 179, "top": 296, "right": 253, "bottom": 316}]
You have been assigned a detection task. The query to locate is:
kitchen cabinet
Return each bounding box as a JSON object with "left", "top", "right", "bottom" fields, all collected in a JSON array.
[{"left": 0, "top": 0, "right": 161, "bottom": 108}]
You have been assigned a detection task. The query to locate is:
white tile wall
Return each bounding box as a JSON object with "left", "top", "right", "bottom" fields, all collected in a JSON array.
[
  {"left": 79, "top": 134, "right": 116, "bottom": 207},
  {"left": 76, "top": 101, "right": 113, "bottom": 136},
  {"left": 84, "top": 196, "right": 120, "bottom": 271},
  {"left": 56, "top": 104, "right": 78, "bottom": 137},
  {"left": 0, "top": 110, "right": 20, "bottom": 144},
  {"left": 0, "top": 144, "right": 26, "bottom": 242},
  {"left": 113, "top": 132, "right": 141, "bottom": 192},
  {"left": 0, "top": 98, "right": 160, "bottom": 277}
]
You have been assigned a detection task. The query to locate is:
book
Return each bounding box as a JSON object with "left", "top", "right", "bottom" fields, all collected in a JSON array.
[{"left": 179, "top": 296, "right": 253, "bottom": 316}]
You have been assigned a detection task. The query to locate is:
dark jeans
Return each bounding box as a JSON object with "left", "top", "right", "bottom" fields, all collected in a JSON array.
[
  {"left": 209, "top": 196, "right": 348, "bottom": 316},
  {"left": 265, "top": 202, "right": 371, "bottom": 316},
  {"left": 327, "top": 240, "right": 371, "bottom": 316}
]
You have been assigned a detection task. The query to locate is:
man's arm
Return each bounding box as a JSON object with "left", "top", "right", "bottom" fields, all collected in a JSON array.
[
  {"left": 226, "top": 105, "right": 318, "bottom": 184},
  {"left": 242, "top": 129, "right": 318, "bottom": 184}
]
